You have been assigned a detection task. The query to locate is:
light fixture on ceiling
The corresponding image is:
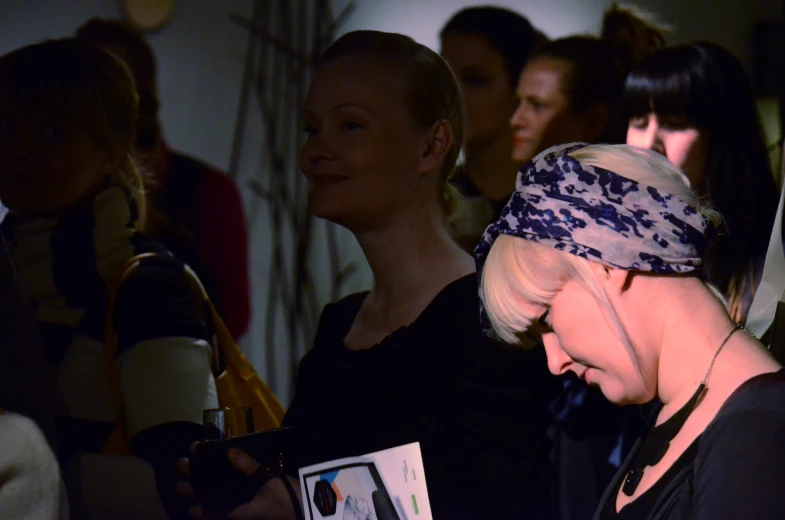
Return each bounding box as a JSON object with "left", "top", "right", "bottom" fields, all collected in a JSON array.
[{"left": 122, "top": 0, "right": 175, "bottom": 33}]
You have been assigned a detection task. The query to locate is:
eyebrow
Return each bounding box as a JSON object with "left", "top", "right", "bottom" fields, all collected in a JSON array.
[{"left": 302, "top": 103, "right": 373, "bottom": 118}]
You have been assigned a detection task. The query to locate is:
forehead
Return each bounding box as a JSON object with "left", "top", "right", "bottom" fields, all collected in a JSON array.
[
  {"left": 519, "top": 57, "right": 570, "bottom": 87},
  {"left": 518, "top": 57, "right": 572, "bottom": 101},
  {"left": 440, "top": 32, "right": 504, "bottom": 66},
  {"left": 305, "top": 55, "right": 406, "bottom": 112}
]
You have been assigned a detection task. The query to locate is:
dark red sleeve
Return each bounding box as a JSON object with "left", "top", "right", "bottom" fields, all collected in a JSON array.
[{"left": 194, "top": 168, "right": 251, "bottom": 339}]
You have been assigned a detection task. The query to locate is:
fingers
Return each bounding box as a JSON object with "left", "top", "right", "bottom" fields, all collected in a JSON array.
[
  {"left": 189, "top": 441, "right": 199, "bottom": 453},
  {"left": 188, "top": 504, "right": 205, "bottom": 519},
  {"left": 227, "top": 448, "right": 261, "bottom": 477},
  {"left": 177, "top": 480, "right": 195, "bottom": 499},
  {"left": 176, "top": 457, "right": 190, "bottom": 477}
]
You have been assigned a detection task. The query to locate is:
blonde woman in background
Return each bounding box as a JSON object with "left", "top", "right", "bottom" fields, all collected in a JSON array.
[{"left": 0, "top": 38, "right": 217, "bottom": 519}]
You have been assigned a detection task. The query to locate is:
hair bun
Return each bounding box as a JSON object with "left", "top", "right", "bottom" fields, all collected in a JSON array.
[{"left": 601, "top": 3, "right": 668, "bottom": 71}]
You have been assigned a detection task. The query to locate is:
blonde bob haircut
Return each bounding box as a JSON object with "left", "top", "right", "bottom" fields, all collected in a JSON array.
[{"left": 480, "top": 144, "right": 721, "bottom": 367}]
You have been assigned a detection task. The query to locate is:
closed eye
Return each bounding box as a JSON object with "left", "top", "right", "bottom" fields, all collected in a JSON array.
[
  {"left": 628, "top": 116, "right": 649, "bottom": 129},
  {"left": 525, "top": 308, "right": 552, "bottom": 343}
]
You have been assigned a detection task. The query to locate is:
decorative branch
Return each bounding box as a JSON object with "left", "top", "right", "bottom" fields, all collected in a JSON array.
[{"left": 230, "top": 0, "right": 358, "bottom": 398}]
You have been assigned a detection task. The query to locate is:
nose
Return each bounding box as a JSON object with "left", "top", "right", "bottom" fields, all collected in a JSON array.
[
  {"left": 301, "top": 134, "right": 333, "bottom": 172},
  {"left": 509, "top": 102, "right": 527, "bottom": 131},
  {"left": 542, "top": 334, "right": 572, "bottom": 376},
  {"left": 637, "top": 121, "right": 666, "bottom": 157}
]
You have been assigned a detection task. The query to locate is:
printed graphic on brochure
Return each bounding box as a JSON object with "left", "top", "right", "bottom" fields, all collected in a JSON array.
[{"left": 299, "top": 442, "right": 431, "bottom": 520}]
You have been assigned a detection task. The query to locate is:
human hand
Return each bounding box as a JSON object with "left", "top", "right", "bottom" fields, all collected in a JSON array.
[{"left": 176, "top": 447, "right": 301, "bottom": 520}]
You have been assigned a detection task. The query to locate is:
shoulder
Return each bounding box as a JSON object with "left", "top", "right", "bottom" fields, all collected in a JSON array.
[
  {"left": 113, "top": 253, "right": 209, "bottom": 354},
  {"left": 693, "top": 373, "right": 785, "bottom": 517},
  {"left": 699, "top": 372, "right": 785, "bottom": 453},
  {"left": 0, "top": 413, "right": 60, "bottom": 485},
  {"left": 0, "top": 414, "right": 65, "bottom": 520},
  {"left": 417, "top": 274, "right": 484, "bottom": 337},
  {"left": 306, "top": 292, "right": 367, "bottom": 354}
]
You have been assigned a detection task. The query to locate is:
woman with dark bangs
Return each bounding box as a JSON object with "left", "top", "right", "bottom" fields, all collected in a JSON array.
[{"left": 624, "top": 41, "right": 779, "bottom": 325}]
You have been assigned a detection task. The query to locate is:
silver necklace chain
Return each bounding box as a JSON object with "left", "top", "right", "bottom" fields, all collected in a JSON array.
[{"left": 701, "top": 323, "right": 742, "bottom": 386}]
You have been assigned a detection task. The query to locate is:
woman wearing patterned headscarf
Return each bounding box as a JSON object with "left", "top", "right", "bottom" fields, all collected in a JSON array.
[{"left": 478, "top": 142, "right": 785, "bottom": 520}]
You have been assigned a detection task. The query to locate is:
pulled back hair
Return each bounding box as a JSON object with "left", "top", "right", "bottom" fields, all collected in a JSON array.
[
  {"left": 77, "top": 18, "right": 162, "bottom": 153},
  {"left": 623, "top": 41, "right": 779, "bottom": 323},
  {"left": 0, "top": 38, "right": 146, "bottom": 225},
  {"left": 532, "top": 4, "right": 666, "bottom": 143},
  {"left": 601, "top": 3, "right": 668, "bottom": 72},
  {"left": 439, "top": 6, "right": 545, "bottom": 88},
  {"left": 319, "top": 31, "right": 465, "bottom": 221}
]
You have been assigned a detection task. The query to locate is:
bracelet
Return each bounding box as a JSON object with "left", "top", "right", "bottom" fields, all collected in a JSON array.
[{"left": 278, "top": 475, "right": 304, "bottom": 520}]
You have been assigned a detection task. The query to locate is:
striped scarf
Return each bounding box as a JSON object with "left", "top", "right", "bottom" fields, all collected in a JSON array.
[{"left": 1, "top": 186, "right": 157, "bottom": 364}]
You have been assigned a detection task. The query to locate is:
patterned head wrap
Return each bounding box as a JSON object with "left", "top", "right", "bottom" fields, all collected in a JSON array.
[{"left": 475, "top": 142, "right": 717, "bottom": 333}]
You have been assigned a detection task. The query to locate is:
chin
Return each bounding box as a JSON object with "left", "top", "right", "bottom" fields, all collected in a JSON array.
[
  {"left": 310, "top": 201, "right": 361, "bottom": 231},
  {"left": 511, "top": 148, "right": 534, "bottom": 166},
  {"left": 594, "top": 381, "right": 632, "bottom": 406}
]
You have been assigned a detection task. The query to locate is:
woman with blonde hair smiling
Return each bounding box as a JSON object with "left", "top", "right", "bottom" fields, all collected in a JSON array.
[{"left": 477, "top": 142, "right": 785, "bottom": 519}]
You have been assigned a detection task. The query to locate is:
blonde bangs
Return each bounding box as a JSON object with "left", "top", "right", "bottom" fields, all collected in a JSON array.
[{"left": 481, "top": 235, "right": 568, "bottom": 345}]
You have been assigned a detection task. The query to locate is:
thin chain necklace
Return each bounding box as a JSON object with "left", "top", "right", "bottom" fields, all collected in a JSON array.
[{"left": 622, "top": 323, "right": 742, "bottom": 496}]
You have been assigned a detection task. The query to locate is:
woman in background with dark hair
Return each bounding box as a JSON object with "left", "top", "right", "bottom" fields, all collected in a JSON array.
[
  {"left": 625, "top": 41, "right": 779, "bottom": 325},
  {"left": 440, "top": 6, "right": 547, "bottom": 251},
  {"left": 510, "top": 4, "right": 666, "bottom": 165}
]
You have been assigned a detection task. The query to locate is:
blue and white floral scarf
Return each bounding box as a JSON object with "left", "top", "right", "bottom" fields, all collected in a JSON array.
[{"left": 475, "top": 142, "right": 717, "bottom": 333}]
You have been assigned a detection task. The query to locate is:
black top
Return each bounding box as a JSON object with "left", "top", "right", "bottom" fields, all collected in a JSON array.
[
  {"left": 284, "top": 274, "right": 560, "bottom": 519},
  {"left": 595, "top": 369, "right": 785, "bottom": 520}
]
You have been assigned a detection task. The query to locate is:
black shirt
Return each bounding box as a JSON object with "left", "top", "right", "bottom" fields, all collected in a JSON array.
[
  {"left": 595, "top": 369, "right": 785, "bottom": 520},
  {"left": 284, "top": 274, "right": 559, "bottom": 519}
]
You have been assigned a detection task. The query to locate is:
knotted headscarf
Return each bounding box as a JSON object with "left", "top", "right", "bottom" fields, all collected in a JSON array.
[{"left": 475, "top": 142, "right": 717, "bottom": 333}]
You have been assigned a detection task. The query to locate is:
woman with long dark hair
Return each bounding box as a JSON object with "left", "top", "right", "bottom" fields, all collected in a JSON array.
[{"left": 624, "top": 41, "right": 779, "bottom": 324}]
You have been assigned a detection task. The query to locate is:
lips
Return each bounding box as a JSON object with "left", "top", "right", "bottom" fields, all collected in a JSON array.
[{"left": 311, "top": 174, "right": 348, "bottom": 189}]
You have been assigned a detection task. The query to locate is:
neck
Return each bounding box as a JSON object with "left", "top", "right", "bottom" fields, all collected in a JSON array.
[
  {"left": 464, "top": 130, "right": 519, "bottom": 203},
  {"left": 352, "top": 207, "right": 474, "bottom": 311},
  {"left": 654, "top": 278, "right": 778, "bottom": 424}
]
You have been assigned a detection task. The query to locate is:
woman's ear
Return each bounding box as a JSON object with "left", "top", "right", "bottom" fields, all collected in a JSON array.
[
  {"left": 418, "top": 120, "right": 453, "bottom": 176},
  {"left": 589, "top": 262, "right": 634, "bottom": 295}
]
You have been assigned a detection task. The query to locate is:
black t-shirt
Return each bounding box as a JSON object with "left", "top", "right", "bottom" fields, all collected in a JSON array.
[
  {"left": 595, "top": 369, "right": 785, "bottom": 520},
  {"left": 284, "top": 274, "right": 560, "bottom": 519}
]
